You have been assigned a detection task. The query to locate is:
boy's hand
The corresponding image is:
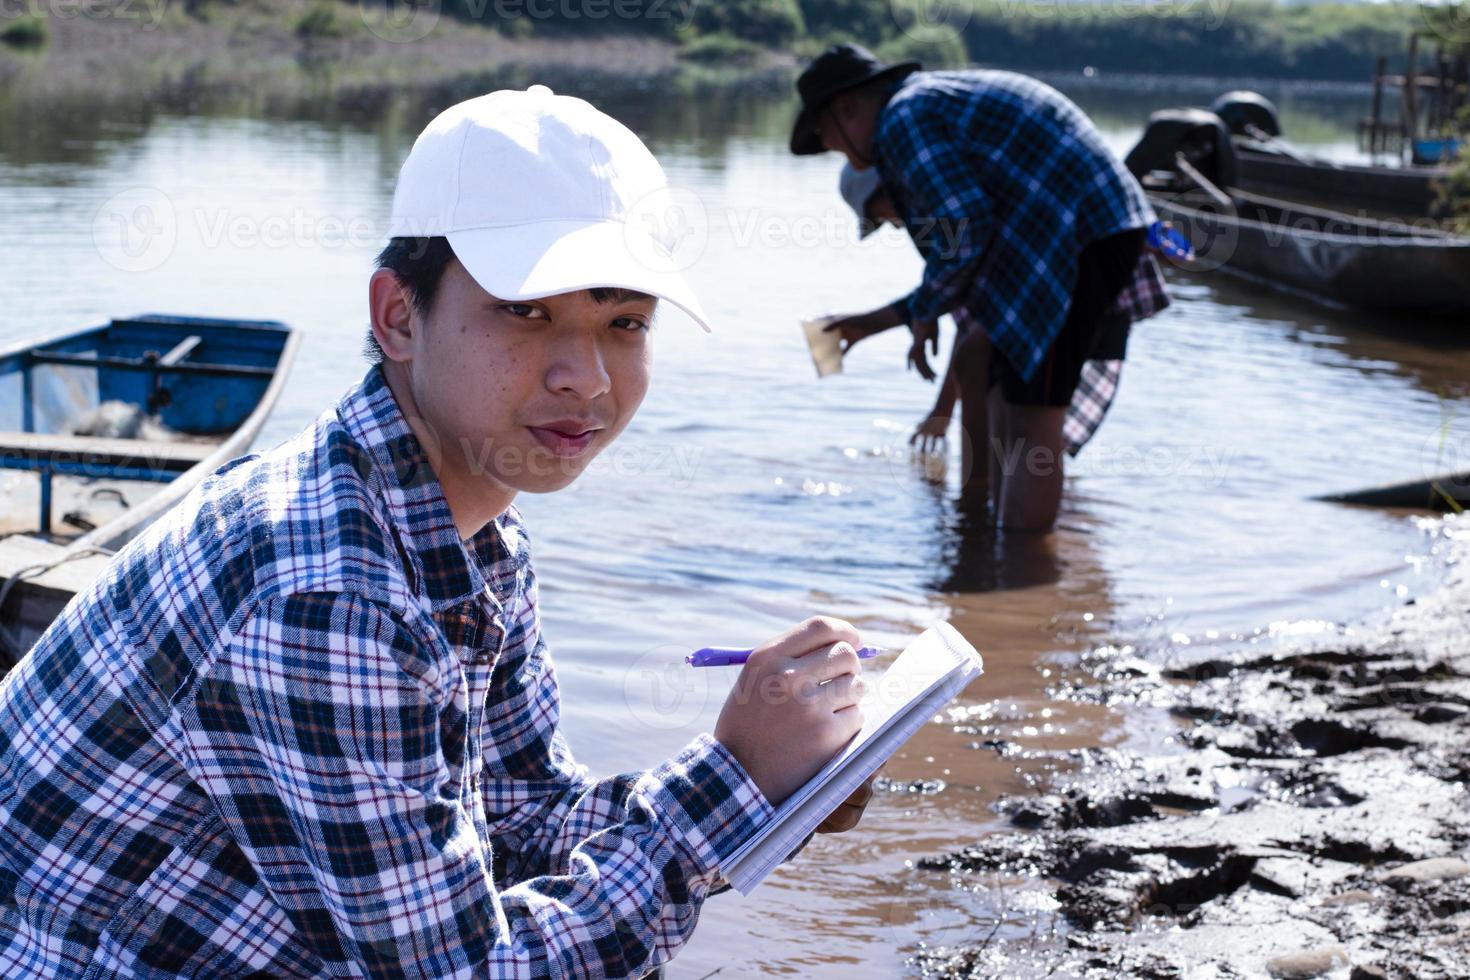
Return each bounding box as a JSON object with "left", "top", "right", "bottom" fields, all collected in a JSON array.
[
  {"left": 815, "top": 775, "right": 876, "bottom": 834},
  {"left": 909, "top": 411, "right": 950, "bottom": 454},
  {"left": 713, "top": 617, "right": 867, "bottom": 808},
  {"left": 907, "top": 318, "right": 939, "bottom": 381}
]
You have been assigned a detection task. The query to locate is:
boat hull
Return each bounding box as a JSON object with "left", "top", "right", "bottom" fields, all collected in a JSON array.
[
  {"left": 1149, "top": 189, "right": 1470, "bottom": 316},
  {"left": 1233, "top": 144, "right": 1450, "bottom": 219}
]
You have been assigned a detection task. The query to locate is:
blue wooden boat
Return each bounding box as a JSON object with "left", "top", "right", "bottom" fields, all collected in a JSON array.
[{"left": 0, "top": 314, "right": 299, "bottom": 665}]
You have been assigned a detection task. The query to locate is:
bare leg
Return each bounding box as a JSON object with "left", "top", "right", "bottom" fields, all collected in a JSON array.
[
  {"left": 952, "top": 332, "right": 993, "bottom": 509},
  {"left": 995, "top": 404, "right": 1067, "bottom": 532},
  {"left": 987, "top": 385, "right": 1006, "bottom": 478}
]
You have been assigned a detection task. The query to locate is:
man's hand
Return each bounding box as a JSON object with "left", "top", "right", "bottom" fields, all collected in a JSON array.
[
  {"left": 909, "top": 410, "right": 950, "bottom": 454},
  {"left": 823, "top": 301, "right": 908, "bottom": 355},
  {"left": 713, "top": 617, "right": 867, "bottom": 808},
  {"left": 907, "top": 318, "right": 939, "bottom": 381},
  {"left": 824, "top": 317, "right": 885, "bottom": 354},
  {"left": 815, "top": 775, "right": 876, "bottom": 834}
]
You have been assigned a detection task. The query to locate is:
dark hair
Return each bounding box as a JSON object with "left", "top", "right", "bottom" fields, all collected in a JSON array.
[{"left": 365, "top": 236, "right": 457, "bottom": 363}]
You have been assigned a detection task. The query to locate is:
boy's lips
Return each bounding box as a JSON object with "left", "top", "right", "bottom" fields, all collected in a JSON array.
[{"left": 527, "top": 420, "right": 601, "bottom": 457}]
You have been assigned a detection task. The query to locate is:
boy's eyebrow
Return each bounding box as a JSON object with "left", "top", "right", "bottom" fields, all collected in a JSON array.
[{"left": 587, "top": 287, "right": 656, "bottom": 305}]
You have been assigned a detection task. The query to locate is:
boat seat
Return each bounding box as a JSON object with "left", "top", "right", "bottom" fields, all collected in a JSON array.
[{"left": 0, "top": 431, "right": 215, "bottom": 478}]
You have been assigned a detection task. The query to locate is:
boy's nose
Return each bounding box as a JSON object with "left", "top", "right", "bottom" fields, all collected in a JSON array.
[{"left": 549, "top": 332, "right": 612, "bottom": 400}]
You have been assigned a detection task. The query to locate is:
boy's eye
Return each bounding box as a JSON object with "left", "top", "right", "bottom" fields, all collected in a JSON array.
[
  {"left": 611, "top": 316, "right": 650, "bottom": 332},
  {"left": 502, "top": 303, "right": 547, "bottom": 319}
]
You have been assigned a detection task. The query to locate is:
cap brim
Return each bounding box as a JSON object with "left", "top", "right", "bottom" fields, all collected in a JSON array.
[
  {"left": 788, "top": 62, "right": 922, "bottom": 157},
  {"left": 447, "top": 221, "right": 712, "bottom": 332}
]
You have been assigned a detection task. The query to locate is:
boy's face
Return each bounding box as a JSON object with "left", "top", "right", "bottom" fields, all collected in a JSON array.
[{"left": 381, "top": 258, "right": 654, "bottom": 498}]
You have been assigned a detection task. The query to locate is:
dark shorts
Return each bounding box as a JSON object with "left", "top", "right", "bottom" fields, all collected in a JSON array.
[{"left": 990, "top": 227, "right": 1147, "bottom": 408}]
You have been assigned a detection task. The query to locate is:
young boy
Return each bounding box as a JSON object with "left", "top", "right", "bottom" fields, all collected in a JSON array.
[{"left": 0, "top": 87, "right": 871, "bottom": 978}]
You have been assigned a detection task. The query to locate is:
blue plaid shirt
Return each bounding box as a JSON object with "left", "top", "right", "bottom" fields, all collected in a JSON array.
[
  {"left": 0, "top": 366, "right": 771, "bottom": 978},
  {"left": 875, "top": 70, "right": 1156, "bottom": 382}
]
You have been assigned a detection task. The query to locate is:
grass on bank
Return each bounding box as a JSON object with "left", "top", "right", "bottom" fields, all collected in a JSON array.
[{"left": 0, "top": 14, "right": 46, "bottom": 49}]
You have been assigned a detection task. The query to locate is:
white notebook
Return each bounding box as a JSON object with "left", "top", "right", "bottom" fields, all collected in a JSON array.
[{"left": 720, "top": 622, "right": 984, "bottom": 895}]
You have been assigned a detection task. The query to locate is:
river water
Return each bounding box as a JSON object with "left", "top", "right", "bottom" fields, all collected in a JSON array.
[{"left": 2, "top": 66, "right": 1468, "bottom": 976}]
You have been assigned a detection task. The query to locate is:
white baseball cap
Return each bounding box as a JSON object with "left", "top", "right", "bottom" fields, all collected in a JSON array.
[{"left": 388, "top": 85, "right": 710, "bottom": 331}]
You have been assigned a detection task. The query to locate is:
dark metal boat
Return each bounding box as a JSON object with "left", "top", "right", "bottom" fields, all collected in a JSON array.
[{"left": 1128, "top": 108, "right": 1470, "bottom": 316}]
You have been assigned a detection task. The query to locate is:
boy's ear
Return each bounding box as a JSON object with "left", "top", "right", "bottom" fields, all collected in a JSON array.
[{"left": 369, "top": 268, "right": 417, "bottom": 363}]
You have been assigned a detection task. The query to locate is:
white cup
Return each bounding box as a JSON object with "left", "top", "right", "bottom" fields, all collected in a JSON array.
[{"left": 801, "top": 315, "right": 844, "bottom": 378}]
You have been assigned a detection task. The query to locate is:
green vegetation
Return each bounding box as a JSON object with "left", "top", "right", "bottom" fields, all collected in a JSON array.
[
  {"left": 1437, "top": 114, "right": 1470, "bottom": 233},
  {"left": 295, "top": 3, "right": 350, "bottom": 40},
  {"left": 414, "top": 0, "right": 1431, "bottom": 79},
  {"left": 0, "top": 14, "right": 47, "bottom": 49},
  {"left": 1, "top": 0, "right": 1451, "bottom": 81},
  {"left": 677, "top": 32, "right": 767, "bottom": 67},
  {"left": 690, "top": 0, "right": 806, "bottom": 47},
  {"left": 959, "top": 0, "right": 1422, "bottom": 80},
  {"left": 876, "top": 24, "right": 968, "bottom": 69}
]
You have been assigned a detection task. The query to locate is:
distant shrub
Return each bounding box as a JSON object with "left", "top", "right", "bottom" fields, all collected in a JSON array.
[
  {"left": 691, "top": 0, "right": 805, "bottom": 47},
  {"left": 876, "top": 24, "right": 967, "bottom": 68},
  {"left": 1439, "top": 111, "right": 1470, "bottom": 234},
  {"left": 959, "top": 0, "right": 1416, "bottom": 81},
  {"left": 295, "top": 3, "right": 349, "bottom": 40},
  {"left": 0, "top": 14, "right": 47, "bottom": 49},
  {"left": 678, "top": 31, "right": 766, "bottom": 66},
  {"left": 797, "top": 0, "right": 894, "bottom": 44},
  {"left": 441, "top": 0, "right": 682, "bottom": 39}
]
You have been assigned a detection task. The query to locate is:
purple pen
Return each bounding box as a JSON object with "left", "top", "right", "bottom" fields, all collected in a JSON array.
[{"left": 686, "top": 646, "right": 885, "bottom": 668}]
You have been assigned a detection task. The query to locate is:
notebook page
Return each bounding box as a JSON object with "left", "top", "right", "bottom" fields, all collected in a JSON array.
[
  {"left": 721, "top": 623, "right": 982, "bottom": 894},
  {"left": 743, "top": 622, "right": 974, "bottom": 832}
]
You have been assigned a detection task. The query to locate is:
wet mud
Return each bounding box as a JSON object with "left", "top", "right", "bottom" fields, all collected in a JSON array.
[{"left": 915, "top": 542, "right": 1470, "bottom": 979}]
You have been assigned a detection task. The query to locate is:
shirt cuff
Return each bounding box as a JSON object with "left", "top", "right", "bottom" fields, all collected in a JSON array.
[
  {"left": 906, "top": 285, "right": 951, "bottom": 324},
  {"left": 640, "top": 733, "right": 773, "bottom": 876}
]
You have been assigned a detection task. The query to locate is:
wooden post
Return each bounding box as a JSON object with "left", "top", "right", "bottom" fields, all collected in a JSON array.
[
  {"left": 20, "top": 365, "right": 32, "bottom": 433},
  {"left": 1369, "top": 55, "right": 1387, "bottom": 155},
  {"left": 1403, "top": 33, "right": 1420, "bottom": 155},
  {"left": 38, "top": 469, "right": 52, "bottom": 536},
  {"left": 1434, "top": 50, "right": 1449, "bottom": 134}
]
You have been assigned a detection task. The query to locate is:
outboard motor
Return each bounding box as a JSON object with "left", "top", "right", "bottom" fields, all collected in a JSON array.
[
  {"left": 1210, "top": 90, "right": 1282, "bottom": 138},
  {"left": 1124, "top": 108, "right": 1237, "bottom": 190}
]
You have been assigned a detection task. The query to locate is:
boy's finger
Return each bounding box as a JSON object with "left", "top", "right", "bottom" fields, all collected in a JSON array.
[
  {"left": 784, "top": 617, "right": 861, "bottom": 658},
  {"left": 821, "top": 672, "right": 864, "bottom": 710},
  {"left": 805, "top": 642, "right": 861, "bottom": 683}
]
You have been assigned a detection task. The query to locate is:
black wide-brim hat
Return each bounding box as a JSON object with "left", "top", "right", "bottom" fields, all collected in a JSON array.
[{"left": 790, "top": 44, "right": 921, "bottom": 156}]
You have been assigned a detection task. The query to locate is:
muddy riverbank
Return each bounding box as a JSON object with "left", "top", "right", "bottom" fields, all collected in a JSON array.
[{"left": 914, "top": 516, "right": 1470, "bottom": 979}]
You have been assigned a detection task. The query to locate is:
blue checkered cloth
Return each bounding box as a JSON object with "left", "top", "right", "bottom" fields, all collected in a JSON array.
[
  {"left": 875, "top": 70, "right": 1157, "bottom": 384},
  {"left": 951, "top": 252, "right": 1170, "bottom": 457},
  {"left": 0, "top": 366, "right": 771, "bottom": 978}
]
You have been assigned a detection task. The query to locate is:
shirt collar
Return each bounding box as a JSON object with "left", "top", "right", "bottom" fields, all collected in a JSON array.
[{"left": 335, "top": 365, "right": 527, "bottom": 614}]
